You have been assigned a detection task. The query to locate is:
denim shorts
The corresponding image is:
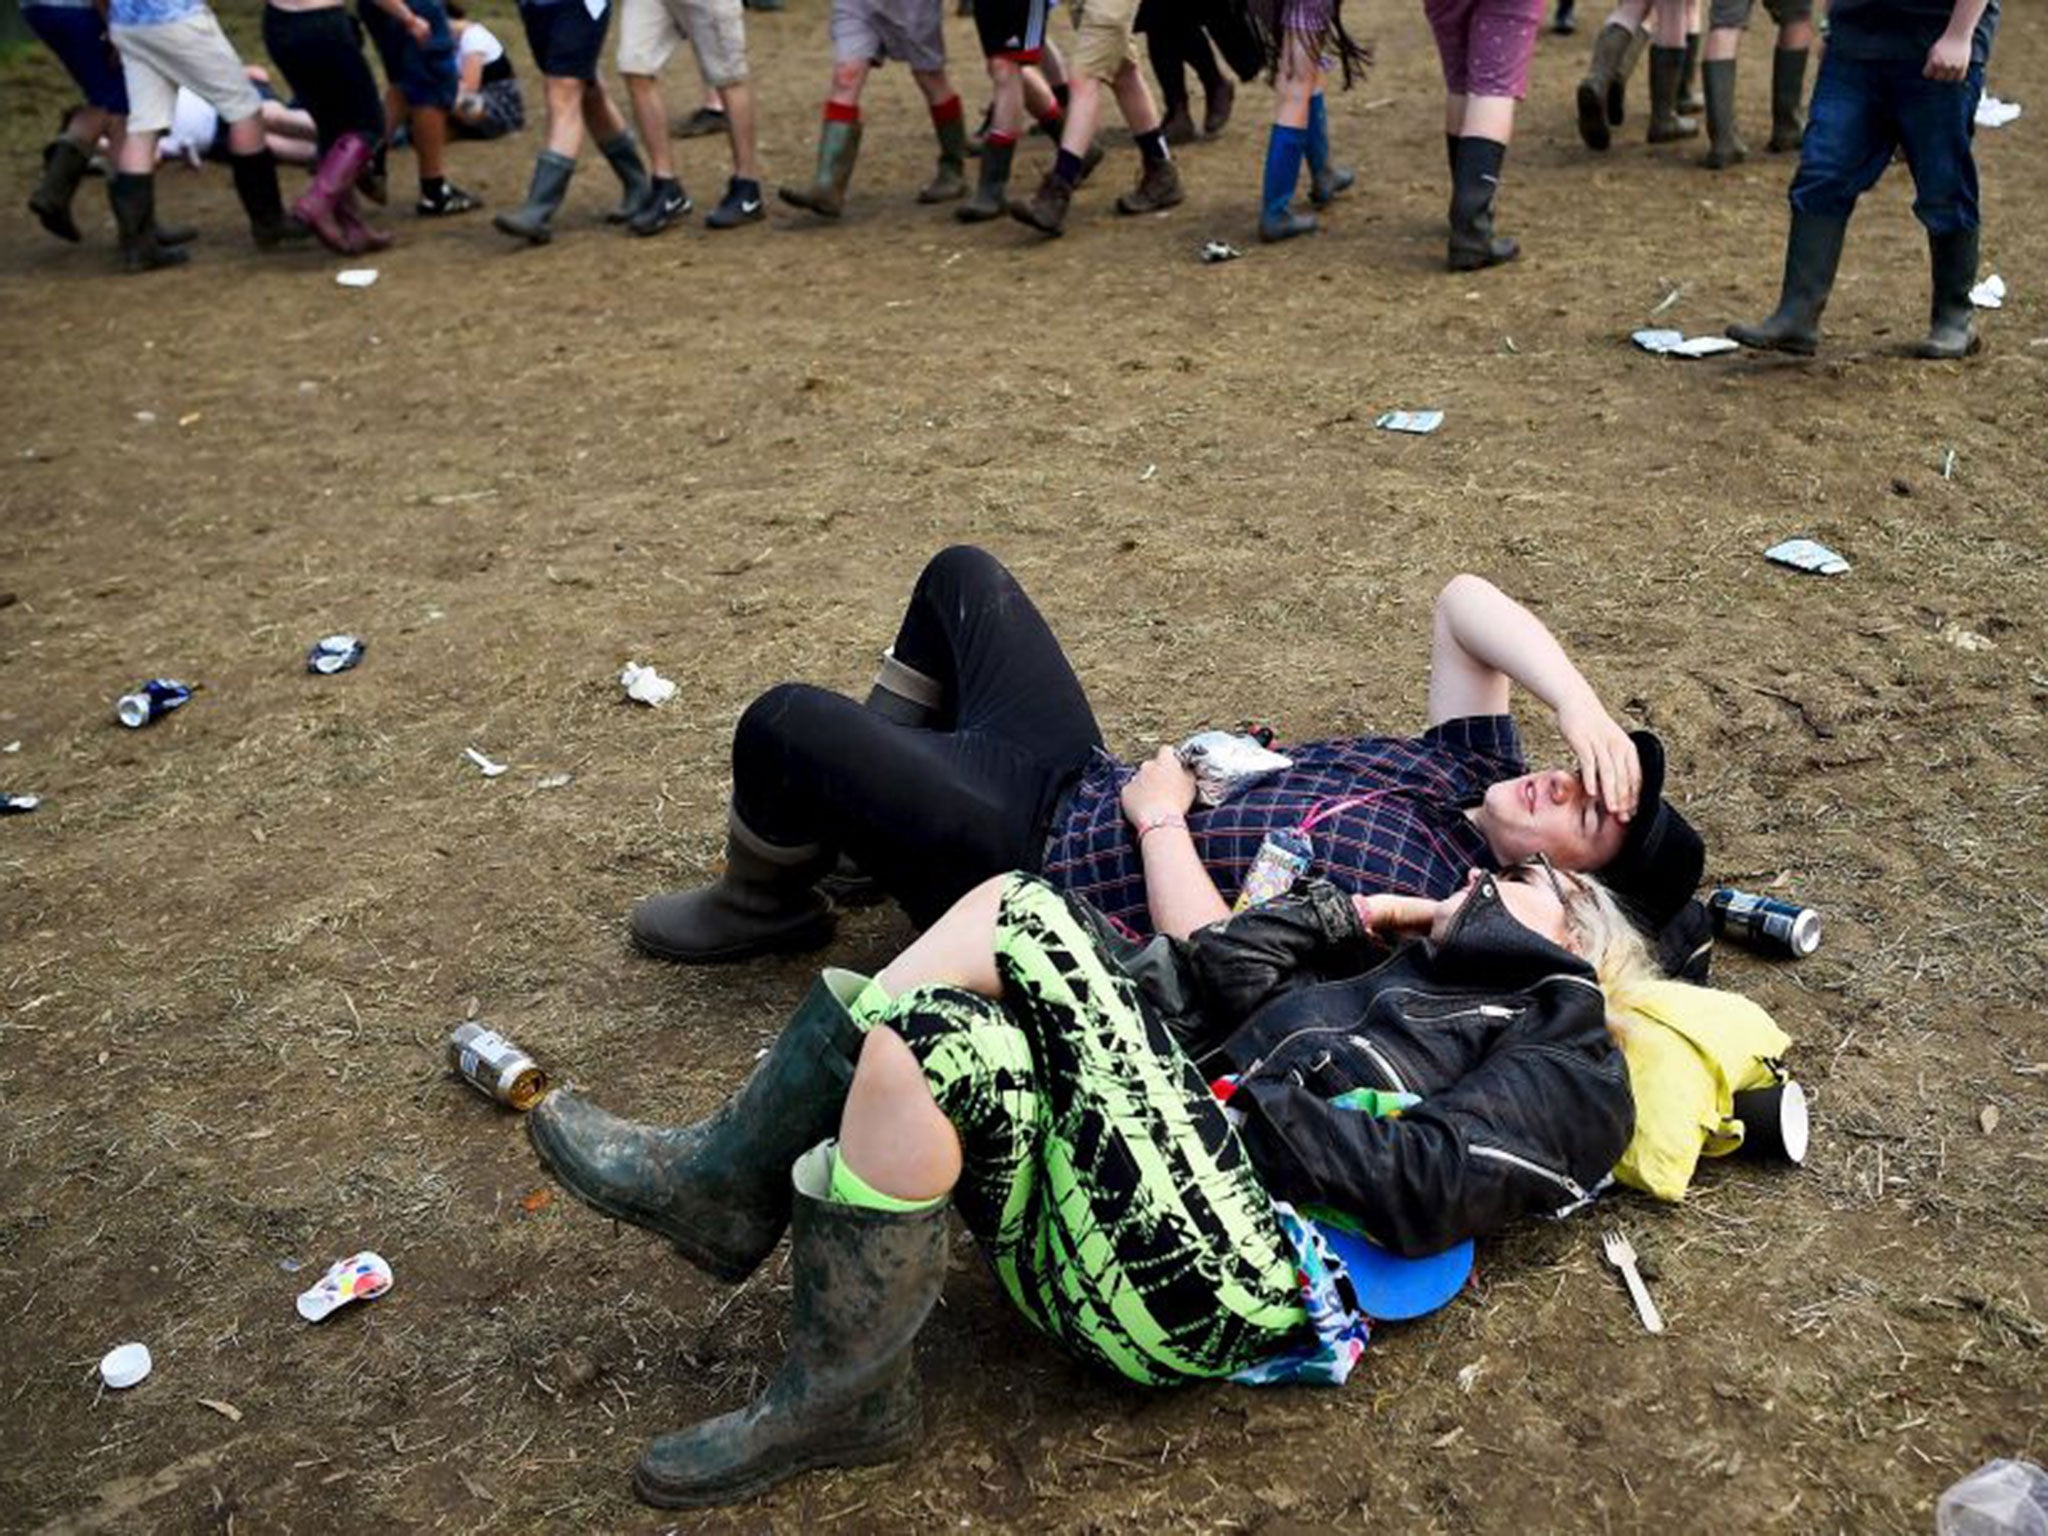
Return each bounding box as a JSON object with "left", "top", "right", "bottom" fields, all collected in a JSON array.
[{"left": 24, "top": 2, "right": 130, "bottom": 114}]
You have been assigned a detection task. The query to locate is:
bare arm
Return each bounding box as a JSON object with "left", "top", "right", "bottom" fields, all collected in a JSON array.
[
  {"left": 1121, "top": 748, "right": 1231, "bottom": 940},
  {"left": 368, "top": 0, "right": 432, "bottom": 45},
  {"left": 1924, "top": 0, "right": 1989, "bottom": 78},
  {"left": 1426, "top": 573, "right": 1642, "bottom": 819},
  {"left": 458, "top": 48, "right": 484, "bottom": 93}
]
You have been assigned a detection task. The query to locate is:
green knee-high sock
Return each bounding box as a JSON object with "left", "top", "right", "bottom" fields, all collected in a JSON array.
[{"left": 827, "top": 1141, "right": 947, "bottom": 1212}]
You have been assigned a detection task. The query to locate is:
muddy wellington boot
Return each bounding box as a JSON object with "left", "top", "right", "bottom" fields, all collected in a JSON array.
[
  {"left": 30, "top": 137, "right": 92, "bottom": 242},
  {"left": 817, "top": 648, "right": 944, "bottom": 905},
  {"left": 630, "top": 808, "right": 837, "bottom": 962},
  {"left": 1914, "top": 227, "right": 1982, "bottom": 359},
  {"left": 1768, "top": 46, "right": 1809, "bottom": 151},
  {"left": 231, "top": 149, "right": 308, "bottom": 248},
  {"left": 780, "top": 118, "right": 862, "bottom": 217},
  {"left": 1647, "top": 45, "right": 1700, "bottom": 142},
  {"left": 1447, "top": 135, "right": 1519, "bottom": 271},
  {"left": 599, "top": 130, "right": 654, "bottom": 223},
  {"left": 633, "top": 1144, "right": 949, "bottom": 1509},
  {"left": 1576, "top": 23, "right": 1634, "bottom": 150},
  {"left": 1117, "top": 155, "right": 1184, "bottom": 215},
  {"left": 108, "top": 172, "right": 189, "bottom": 273},
  {"left": 528, "top": 971, "right": 867, "bottom": 1279},
  {"left": 494, "top": 150, "right": 576, "bottom": 243},
  {"left": 917, "top": 105, "right": 969, "bottom": 203},
  {"left": 1726, "top": 209, "right": 1848, "bottom": 355},
  {"left": 956, "top": 135, "right": 1015, "bottom": 222},
  {"left": 1701, "top": 58, "right": 1747, "bottom": 169}
]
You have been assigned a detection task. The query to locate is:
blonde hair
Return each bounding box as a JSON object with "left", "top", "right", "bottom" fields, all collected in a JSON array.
[{"left": 1556, "top": 872, "right": 1661, "bottom": 1046}]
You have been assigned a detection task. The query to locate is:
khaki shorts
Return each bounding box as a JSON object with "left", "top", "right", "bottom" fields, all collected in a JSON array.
[
  {"left": 112, "top": 11, "right": 262, "bottom": 137},
  {"left": 616, "top": 0, "right": 748, "bottom": 84},
  {"left": 1070, "top": 0, "right": 1140, "bottom": 84}
]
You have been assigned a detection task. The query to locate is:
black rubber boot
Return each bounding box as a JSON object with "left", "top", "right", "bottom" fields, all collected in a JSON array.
[
  {"left": 633, "top": 1144, "right": 947, "bottom": 1509},
  {"left": 917, "top": 111, "right": 969, "bottom": 202},
  {"left": 30, "top": 137, "right": 91, "bottom": 242},
  {"left": 1576, "top": 23, "right": 1634, "bottom": 150},
  {"left": 1447, "top": 135, "right": 1519, "bottom": 272},
  {"left": 108, "top": 173, "right": 190, "bottom": 272},
  {"left": 1678, "top": 30, "right": 1704, "bottom": 116},
  {"left": 1648, "top": 46, "right": 1701, "bottom": 142},
  {"left": 528, "top": 972, "right": 867, "bottom": 1280},
  {"left": 493, "top": 150, "right": 576, "bottom": 243},
  {"left": 957, "top": 137, "right": 1014, "bottom": 222},
  {"left": 1914, "top": 227, "right": 1982, "bottom": 359},
  {"left": 1768, "top": 46, "right": 1809, "bottom": 152},
  {"left": 1702, "top": 57, "right": 1747, "bottom": 169},
  {"left": 599, "top": 131, "right": 654, "bottom": 222},
  {"left": 1612, "top": 26, "right": 1649, "bottom": 125},
  {"left": 780, "top": 120, "right": 862, "bottom": 217},
  {"left": 230, "top": 149, "right": 305, "bottom": 247},
  {"left": 1727, "top": 209, "right": 1848, "bottom": 355},
  {"left": 630, "top": 809, "right": 836, "bottom": 962}
]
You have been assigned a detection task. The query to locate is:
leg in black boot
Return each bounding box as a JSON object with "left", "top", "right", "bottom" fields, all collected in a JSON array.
[
  {"left": 1447, "top": 136, "right": 1518, "bottom": 271},
  {"left": 107, "top": 173, "right": 190, "bottom": 272},
  {"left": 1727, "top": 209, "right": 1848, "bottom": 354}
]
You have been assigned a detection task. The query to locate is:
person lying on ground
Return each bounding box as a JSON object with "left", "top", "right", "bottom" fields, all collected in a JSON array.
[
  {"left": 533, "top": 846, "right": 1650, "bottom": 1508},
  {"left": 447, "top": 4, "right": 527, "bottom": 139},
  {"left": 631, "top": 544, "right": 1706, "bottom": 967},
  {"left": 157, "top": 75, "right": 319, "bottom": 166}
]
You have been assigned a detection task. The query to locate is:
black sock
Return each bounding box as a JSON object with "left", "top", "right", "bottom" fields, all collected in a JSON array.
[
  {"left": 421, "top": 174, "right": 448, "bottom": 200},
  {"left": 1053, "top": 147, "right": 1084, "bottom": 187},
  {"left": 1134, "top": 127, "right": 1169, "bottom": 165}
]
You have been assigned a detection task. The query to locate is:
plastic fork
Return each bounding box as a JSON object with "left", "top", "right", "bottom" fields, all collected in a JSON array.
[{"left": 1603, "top": 1229, "right": 1665, "bottom": 1334}]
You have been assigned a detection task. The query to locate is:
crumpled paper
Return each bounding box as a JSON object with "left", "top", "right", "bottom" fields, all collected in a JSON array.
[{"left": 620, "top": 662, "right": 677, "bottom": 707}]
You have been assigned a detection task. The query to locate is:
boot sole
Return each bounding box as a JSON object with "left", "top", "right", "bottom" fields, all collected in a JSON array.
[
  {"left": 629, "top": 908, "right": 836, "bottom": 965},
  {"left": 633, "top": 1408, "right": 922, "bottom": 1509},
  {"left": 527, "top": 1108, "right": 766, "bottom": 1283},
  {"left": 778, "top": 188, "right": 844, "bottom": 218},
  {"left": 1576, "top": 83, "right": 1612, "bottom": 150},
  {"left": 1726, "top": 328, "right": 1816, "bottom": 357}
]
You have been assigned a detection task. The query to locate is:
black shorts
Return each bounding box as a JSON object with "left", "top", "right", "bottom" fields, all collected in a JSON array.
[
  {"left": 519, "top": 0, "right": 610, "bottom": 80},
  {"left": 974, "top": 0, "right": 1049, "bottom": 61}
]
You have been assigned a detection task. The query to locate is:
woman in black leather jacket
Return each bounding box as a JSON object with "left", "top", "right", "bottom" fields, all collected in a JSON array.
[{"left": 528, "top": 823, "right": 1653, "bottom": 1508}]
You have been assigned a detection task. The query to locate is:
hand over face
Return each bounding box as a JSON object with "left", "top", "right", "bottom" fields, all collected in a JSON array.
[{"left": 1555, "top": 699, "right": 1640, "bottom": 821}]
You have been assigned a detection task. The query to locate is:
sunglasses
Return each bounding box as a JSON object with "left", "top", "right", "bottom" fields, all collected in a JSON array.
[{"left": 1501, "top": 852, "right": 1583, "bottom": 909}]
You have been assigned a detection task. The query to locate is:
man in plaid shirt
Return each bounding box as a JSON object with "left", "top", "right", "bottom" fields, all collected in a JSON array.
[{"left": 630, "top": 548, "right": 1704, "bottom": 963}]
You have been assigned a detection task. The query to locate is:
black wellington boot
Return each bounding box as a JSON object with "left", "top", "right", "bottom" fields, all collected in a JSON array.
[
  {"left": 1727, "top": 209, "right": 1848, "bottom": 355},
  {"left": 230, "top": 149, "right": 307, "bottom": 248},
  {"left": 108, "top": 173, "right": 190, "bottom": 273},
  {"left": 630, "top": 808, "right": 836, "bottom": 962},
  {"left": 956, "top": 137, "right": 1014, "bottom": 222},
  {"left": 1576, "top": 23, "right": 1634, "bottom": 150},
  {"left": 633, "top": 1144, "right": 948, "bottom": 1509},
  {"left": 1447, "top": 136, "right": 1519, "bottom": 271},
  {"left": 1914, "top": 227, "right": 1982, "bottom": 359},
  {"left": 528, "top": 971, "right": 868, "bottom": 1280},
  {"left": 1677, "top": 30, "right": 1704, "bottom": 116},
  {"left": 1647, "top": 46, "right": 1700, "bottom": 142},
  {"left": 30, "top": 137, "right": 91, "bottom": 242},
  {"left": 494, "top": 150, "right": 576, "bottom": 243},
  {"left": 1701, "top": 57, "right": 1747, "bottom": 168},
  {"left": 1768, "top": 46, "right": 1809, "bottom": 152}
]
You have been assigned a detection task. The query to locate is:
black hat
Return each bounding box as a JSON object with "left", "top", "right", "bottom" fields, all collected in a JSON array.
[{"left": 1595, "top": 730, "right": 1705, "bottom": 932}]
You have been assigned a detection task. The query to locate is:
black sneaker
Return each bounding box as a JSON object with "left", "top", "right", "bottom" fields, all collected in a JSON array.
[
  {"left": 672, "top": 105, "right": 729, "bottom": 139},
  {"left": 628, "top": 179, "right": 692, "bottom": 236},
  {"left": 417, "top": 182, "right": 482, "bottom": 217},
  {"left": 705, "top": 177, "right": 766, "bottom": 229}
]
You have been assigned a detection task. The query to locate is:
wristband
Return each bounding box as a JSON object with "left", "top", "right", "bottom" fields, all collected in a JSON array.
[{"left": 1136, "top": 813, "right": 1188, "bottom": 841}]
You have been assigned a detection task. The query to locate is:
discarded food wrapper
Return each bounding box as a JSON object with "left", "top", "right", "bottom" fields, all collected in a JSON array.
[
  {"left": 464, "top": 747, "right": 509, "bottom": 778},
  {"left": 1974, "top": 95, "right": 2022, "bottom": 129},
  {"left": 1375, "top": 410, "right": 1444, "bottom": 435},
  {"left": 1969, "top": 274, "right": 2006, "bottom": 310},
  {"left": 297, "top": 1251, "right": 393, "bottom": 1322},
  {"left": 117, "top": 678, "right": 193, "bottom": 728},
  {"left": 306, "top": 634, "right": 367, "bottom": 675},
  {"left": 1765, "top": 537, "right": 1850, "bottom": 577},
  {"left": 1201, "top": 240, "right": 1243, "bottom": 264},
  {"left": 619, "top": 661, "right": 678, "bottom": 707},
  {"left": 1632, "top": 329, "right": 1740, "bottom": 358},
  {"left": 335, "top": 268, "right": 379, "bottom": 289},
  {"left": 1178, "top": 730, "right": 1294, "bottom": 807},
  {"left": 1, "top": 793, "right": 41, "bottom": 815},
  {"left": 535, "top": 772, "right": 574, "bottom": 790},
  {"left": 99, "top": 1342, "right": 153, "bottom": 1389}
]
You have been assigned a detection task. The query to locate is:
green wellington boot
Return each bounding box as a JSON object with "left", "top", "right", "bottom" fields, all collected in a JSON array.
[
  {"left": 493, "top": 150, "right": 576, "bottom": 243},
  {"left": 918, "top": 110, "right": 968, "bottom": 202},
  {"left": 1701, "top": 57, "right": 1747, "bottom": 169},
  {"left": 633, "top": 1144, "right": 949, "bottom": 1509},
  {"left": 1727, "top": 210, "right": 1849, "bottom": 356},
  {"left": 1768, "top": 46, "right": 1809, "bottom": 152},
  {"left": 780, "top": 120, "right": 863, "bottom": 217},
  {"left": 527, "top": 971, "right": 867, "bottom": 1281}
]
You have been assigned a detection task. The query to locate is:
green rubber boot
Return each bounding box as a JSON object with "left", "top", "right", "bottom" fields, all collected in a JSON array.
[
  {"left": 918, "top": 110, "right": 969, "bottom": 202},
  {"left": 780, "top": 119, "right": 863, "bottom": 217},
  {"left": 1768, "top": 46, "right": 1809, "bottom": 152},
  {"left": 1701, "top": 58, "right": 1747, "bottom": 169},
  {"left": 633, "top": 1144, "right": 948, "bottom": 1509},
  {"left": 527, "top": 971, "right": 869, "bottom": 1281},
  {"left": 493, "top": 150, "right": 576, "bottom": 243},
  {"left": 956, "top": 136, "right": 1013, "bottom": 222}
]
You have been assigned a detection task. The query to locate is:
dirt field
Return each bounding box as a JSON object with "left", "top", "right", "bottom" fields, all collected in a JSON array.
[{"left": 2, "top": 1, "right": 2045, "bottom": 1530}]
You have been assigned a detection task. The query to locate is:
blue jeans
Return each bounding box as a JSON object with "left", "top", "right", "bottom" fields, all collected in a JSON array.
[{"left": 1790, "top": 52, "right": 1983, "bottom": 234}]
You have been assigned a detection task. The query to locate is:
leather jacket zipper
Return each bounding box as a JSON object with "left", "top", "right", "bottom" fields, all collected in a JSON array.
[
  {"left": 1470, "top": 1143, "right": 1588, "bottom": 1204},
  {"left": 1345, "top": 1034, "right": 1410, "bottom": 1094}
]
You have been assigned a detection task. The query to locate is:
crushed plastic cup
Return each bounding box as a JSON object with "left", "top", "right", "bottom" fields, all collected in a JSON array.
[
  {"left": 296, "top": 1251, "right": 393, "bottom": 1322},
  {"left": 99, "top": 1342, "right": 152, "bottom": 1389}
]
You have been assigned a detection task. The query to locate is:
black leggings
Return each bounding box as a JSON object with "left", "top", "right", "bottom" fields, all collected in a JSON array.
[
  {"left": 732, "top": 547, "right": 1105, "bottom": 929},
  {"left": 262, "top": 3, "right": 385, "bottom": 154}
]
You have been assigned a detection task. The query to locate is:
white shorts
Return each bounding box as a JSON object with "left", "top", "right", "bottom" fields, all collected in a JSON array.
[
  {"left": 830, "top": 0, "right": 945, "bottom": 71},
  {"left": 616, "top": 0, "right": 748, "bottom": 84},
  {"left": 112, "top": 10, "right": 262, "bottom": 137}
]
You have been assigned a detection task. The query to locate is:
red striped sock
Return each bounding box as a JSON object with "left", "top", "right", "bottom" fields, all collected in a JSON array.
[
  {"left": 929, "top": 94, "right": 964, "bottom": 126},
  {"left": 824, "top": 100, "right": 860, "bottom": 124}
]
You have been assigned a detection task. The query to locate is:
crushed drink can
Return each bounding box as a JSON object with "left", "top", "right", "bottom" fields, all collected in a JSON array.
[
  {"left": 449, "top": 1022, "right": 548, "bottom": 1110},
  {"left": 1708, "top": 888, "right": 1821, "bottom": 958},
  {"left": 307, "top": 634, "right": 366, "bottom": 675},
  {"left": 116, "top": 678, "right": 192, "bottom": 729},
  {"left": 1233, "top": 826, "right": 1315, "bottom": 912}
]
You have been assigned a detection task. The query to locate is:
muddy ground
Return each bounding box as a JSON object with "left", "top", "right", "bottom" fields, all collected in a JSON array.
[{"left": 2, "top": 1, "right": 2045, "bottom": 1530}]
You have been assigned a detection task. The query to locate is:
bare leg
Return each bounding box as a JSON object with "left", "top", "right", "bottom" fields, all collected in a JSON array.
[
  {"left": 876, "top": 875, "right": 1006, "bottom": 999},
  {"left": 827, "top": 56, "right": 870, "bottom": 110},
  {"left": 988, "top": 55, "right": 1026, "bottom": 138},
  {"left": 720, "top": 78, "right": 762, "bottom": 179},
  {"left": 115, "top": 128, "right": 158, "bottom": 176},
  {"left": 1650, "top": 0, "right": 1685, "bottom": 47},
  {"left": 544, "top": 74, "right": 588, "bottom": 157},
  {"left": 625, "top": 73, "right": 674, "bottom": 177},
  {"left": 1110, "top": 56, "right": 1159, "bottom": 133},
  {"left": 910, "top": 65, "right": 956, "bottom": 109},
  {"left": 1462, "top": 94, "right": 1517, "bottom": 141},
  {"left": 581, "top": 80, "right": 629, "bottom": 140},
  {"left": 1059, "top": 74, "right": 1102, "bottom": 156},
  {"left": 223, "top": 112, "right": 266, "bottom": 156},
  {"left": 837, "top": 1027, "right": 963, "bottom": 1203}
]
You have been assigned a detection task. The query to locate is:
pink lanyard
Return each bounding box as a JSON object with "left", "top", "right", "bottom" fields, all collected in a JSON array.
[{"left": 1296, "top": 787, "right": 1404, "bottom": 836}]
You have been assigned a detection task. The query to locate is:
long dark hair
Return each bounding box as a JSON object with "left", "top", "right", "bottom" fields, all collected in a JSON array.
[{"left": 1237, "top": 0, "right": 1373, "bottom": 90}]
